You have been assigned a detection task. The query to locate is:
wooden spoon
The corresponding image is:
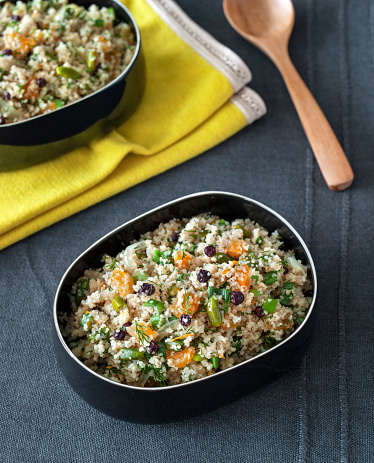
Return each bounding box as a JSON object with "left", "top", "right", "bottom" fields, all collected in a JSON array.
[{"left": 223, "top": 0, "right": 354, "bottom": 191}]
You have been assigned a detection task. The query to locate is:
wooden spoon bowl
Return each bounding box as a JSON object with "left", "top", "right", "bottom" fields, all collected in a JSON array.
[{"left": 223, "top": 0, "right": 354, "bottom": 191}]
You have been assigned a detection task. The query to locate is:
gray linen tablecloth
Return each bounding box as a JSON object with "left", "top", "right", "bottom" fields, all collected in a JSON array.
[{"left": 1, "top": 0, "right": 373, "bottom": 461}]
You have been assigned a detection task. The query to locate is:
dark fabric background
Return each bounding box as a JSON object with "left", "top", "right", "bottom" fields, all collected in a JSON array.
[{"left": 1, "top": 0, "right": 373, "bottom": 461}]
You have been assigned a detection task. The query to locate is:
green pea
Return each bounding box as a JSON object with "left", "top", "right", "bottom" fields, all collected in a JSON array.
[
  {"left": 234, "top": 224, "right": 251, "bottom": 238},
  {"left": 119, "top": 348, "right": 144, "bottom": 361},
  {"left": 207, "top": 296, "right": 222, "bottom": 327},
  {"left": 81, "top": 311, "right": 93, "bottom": 330},
  {"left": 111, "top": 296, "right": 125, "bottom": 312},
  {"left": 133, "top": 271, "right": 149, "bottom": 282},
  {"left": 56, "top": 66, "right": 81, "bottom": 79},
  {"left": 211, "top": 356, "right": 219, "bottom": 369},
  {"left": 193, "top": 353, "right": 204, "bottom": 362},
  {"left": 165, "top": 339, "right": 184, "bottom": 351},
  {"left": 75, "top": 278, "right": 89, "bottom": 305},
  {"left": 86, "top": 50, "right": 97, "bottom": 72},
  {"left": 215, "top": 252, "right": 235, "bottom": 264}
]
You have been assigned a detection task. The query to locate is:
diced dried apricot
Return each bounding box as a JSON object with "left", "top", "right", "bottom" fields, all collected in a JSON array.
[
  {"left": 170, "top": 292, "right": 200, "bottom": 318},
  {"left": 264, "top": 315, "right": 294, "bottom": 332},
  {"left": 167, "top": 347, "right": 195, "bottom": 368},
  {"left": 226, "top": 240, "right": 247, "bottom": 258},
  {"left": 221, "top": 314, "right": 240, "bottom": 330},
  {"left": 174, "top": 250, "right": 193, "bottom": 269},
  {"left": 23, "top": 79, "right": 39, "bottom": 101},
  {"left": 4, "top": 31, "right": 35, "bottom": 58},
  {"left": 234, "top": 264, "right": 251, "bottom": 287},
  {"left": 111, "top": 268, "right": 134, "bottom": 297}
]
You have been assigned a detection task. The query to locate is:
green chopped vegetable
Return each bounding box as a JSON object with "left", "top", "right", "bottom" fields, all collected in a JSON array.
[
  {"left": 262, "top": 297, "right": 278, "bottom": 314},
  {"left": 232, "top": 339, "right": 241, "bottom": 353},
  {"left": 256, "top": 236, "right": 263, "bottom": 245},
  {"left": 86, "top": 49, "right": 97, "bottom": 72},
  {"left": 45, "top": 50, "right": 57, "bottom": 60},
  {"left": 165, "top": 339, "right": 184, "bottom": 351},
  {"left": 199, "top": 229, "right": 209, "bottom": 239},
  {"left": 143, "top": 299, "right": 165, "bottom": 312},
  {"left": 64, "top": 6, "right": 76, "bottom": 19},
  {"left": 81, "top": 311, "right": 93, "bottom": 330},
  {"left": 111, "top": 296, "right": 125, "bottom": 312},
  {"left": 264, "top": 335, "right": 276, "bottom": 347},
  {"left": 207, "top": 287, "right": 231, "bottom": 313},
  {"left": 133, "top": 271, "right": 149, "bottom": 282},
  {"left": 56, "top": 66, "right": 81, "bottom": 79},
  {"left": 119, "top": 348, "right": 144, "bottom": 361},
  {"left": 94, "top": 18, "right": 104, "bottom": 27},
  {"left": 251, "top": 275, "right": 259, "bottom": 282},
  {"left": 168, "top": 283, "right": 178, "bottom": 297},
  {"left": 158, "top": 341, "right": 167, "bottom": 358},
  {"left": 251, "top": 289, "right": 262, "bottom": 296},
  {"left": 279, "top": 280, "right": 295, "bottom": 306},
  {"left": 75, "top": 278, "right": 89, "bottom": 305},
  {"left": 54, "top": 99, "right": 64, "bottom": 108},
  {"left": 107, "top": 6, "right": 115, "bottom": 17},
  {"left": 211, "top": 356, "right": 219, "bottom": 369},
  {"left": 215, "top": 252, "right": 235, "bottom": 264},
  {"left": 218, "top": 219, "right": 226, "bottom": 226},
  {"left": 264, "top": 271, "right": 278, "bottom": 285},
  {"left": 283, "top": 280, "right": 294, "bottom": 290},
  {"left": 193, "top": 353, "right": 204, "bottom": 362},
  {"left": 298, "top": 317, "right": 305, "bottom": 324},
  {"left": 207, "top": 295, "right": 222, "bottom": 327},
  {"left": 144, "top": 299, "right": 165, "bottom": 327},
  {"left": 234, "top": 224, "right": 251, "bottom": 238},
  {"left": 153, "top": 249, "right": 173, "bottom": 264}
]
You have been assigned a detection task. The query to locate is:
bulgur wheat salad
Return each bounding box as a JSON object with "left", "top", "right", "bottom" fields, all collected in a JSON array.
[
  {"left": 0, "top": 0, "right": 135, "bottom": 124},
  {"left": 60, "top": 215, "right": 312, "bottom": 387}
]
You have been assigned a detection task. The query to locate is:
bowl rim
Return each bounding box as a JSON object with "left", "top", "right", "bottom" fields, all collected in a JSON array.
[
  {"left": 54, "top": 190, "right": 318, "bottom": 391},
  {"left": 0, "top": 0, "right": 141, "bottom": 129}
]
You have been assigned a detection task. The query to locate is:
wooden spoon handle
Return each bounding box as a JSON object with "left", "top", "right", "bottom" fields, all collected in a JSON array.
[{"left": 276, "top": 55, "right": 354, "bottom": 191}]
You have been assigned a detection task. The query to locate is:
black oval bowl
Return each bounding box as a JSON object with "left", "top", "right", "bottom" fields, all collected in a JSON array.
[
  {"left": 0, "top": 0, "right": 144, "bottom": 171},
  {"left": 54, "top": 191, "right": 317, "bottom": 423}
]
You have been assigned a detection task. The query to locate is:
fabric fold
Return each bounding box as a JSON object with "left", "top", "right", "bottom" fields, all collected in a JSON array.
[{"left": 0, "top": 0, "right": 266, "bottom": 250}]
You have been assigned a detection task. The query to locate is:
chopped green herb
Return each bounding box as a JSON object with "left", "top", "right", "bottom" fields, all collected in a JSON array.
[
  {"left": 256, "top": 236, "right": 263, "bottom": 245},
  {"left": 94, "top": 18, "right": 104, "bottom": 27},
  {"left": 81, "top": 311, "right": 93, "bottom": 330},
  {"left": 211, "top": 356, "right": 219, "bottom": 369},
  {"left": 264, "top": 271, "right": 278, "bottom": 285}
]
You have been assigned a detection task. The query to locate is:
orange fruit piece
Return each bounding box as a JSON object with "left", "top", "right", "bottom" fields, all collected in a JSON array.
[
  {"left": 234, "top": 264, "right": 251, "bottom": 287},
  {"left": 221, "top": 314, "right": 240, "bottom": 330},
  {"left": 126, "top": 322, "right": 157, "bottom": 342},
  {"left": 226, "top": 240, "right": 247, "bottom": 258},
  {"left": 111, "top": 268, "right": 134, "bottom": 297},
  {"left": 170, "top": 292, "right": 200, "bottom": 318},
  {"left": 167, "top": 347, "right": 195, "bottom": 368},
  {"left": 174, "top": 250, "right": 193, "bottom": 269}
]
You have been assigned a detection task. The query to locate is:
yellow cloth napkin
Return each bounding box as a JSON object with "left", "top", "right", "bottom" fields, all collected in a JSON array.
[{"left": 0, "top": 0, "right": 266, "bottom": 250}]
